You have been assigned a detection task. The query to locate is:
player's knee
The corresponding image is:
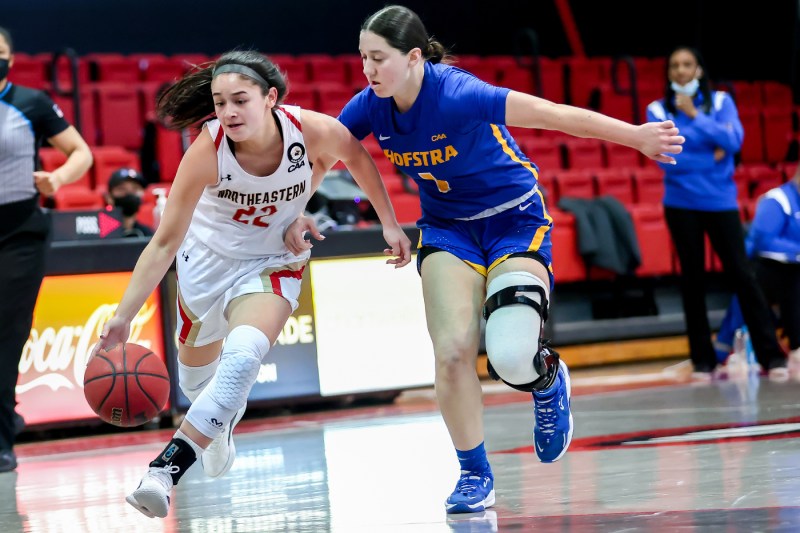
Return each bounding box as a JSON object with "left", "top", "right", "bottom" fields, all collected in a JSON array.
[
  {"left": 484, "top": 271, "right": 550, "bottom": 389},
  {"left": 434, "top": 335, "right": 477, "bottom": 381},
  {"left": 208, "top": 325, "right": 270, "bottom": 411},
  {"left": 178, "top": 357, "right": 220, "bottom": 401}
]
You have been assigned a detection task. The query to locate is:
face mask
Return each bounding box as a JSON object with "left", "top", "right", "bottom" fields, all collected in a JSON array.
[
  {"left": 113, "top": 194, "right": 142, "bottom": 217},
  {"left": 671, "top": 78, "right": 699, "bottom": 96},
  {"left": 0, "top": 59, "right": 9, "bottom": 81}
]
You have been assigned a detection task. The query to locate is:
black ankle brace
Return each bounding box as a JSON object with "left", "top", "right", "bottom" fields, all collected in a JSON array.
[{"left": 149, "top": 438, "right": 197, "bottom": 485}]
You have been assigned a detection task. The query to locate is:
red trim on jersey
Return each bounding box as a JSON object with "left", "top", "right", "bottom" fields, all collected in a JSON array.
[
  {"left": 213, "top": 125, "right": 225, "bottom": 150},
  {"left": 177, "top": 298, "right": 193, "bottom": 344},
  {"left": 268, "top": 266, "right": 305, "bottom": 297},
  {"left": 279, "top": 106, "right": 302, "bottom": 132}
]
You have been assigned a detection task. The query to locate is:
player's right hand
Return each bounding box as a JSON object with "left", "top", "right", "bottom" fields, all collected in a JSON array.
[
  {"left": 89, "top": 315, "right": 131, "bottom": 363},
  {"left": 284, "top": 214, "right": 325, "bottom": 255}
]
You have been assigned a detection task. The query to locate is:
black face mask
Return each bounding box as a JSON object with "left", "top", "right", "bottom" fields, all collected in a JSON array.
[
  {"left": 0, "top": 59, "right": 9, "bottom": 81},
  {"left": 113, "top": 194, "right": 142, "bottom": 217}
]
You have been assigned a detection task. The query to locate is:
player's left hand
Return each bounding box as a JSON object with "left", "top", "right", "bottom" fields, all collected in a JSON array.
[
  {"left": 637, "top": 120, "right": 685, "bottom": 165},
  {"left": 382, "top": 225, "right": 412, "bottom": 268},
  {"left": 284, "top": 213, "right": 325, "bottom": 255},
  {"left": 33, "top": 171, "right": 63, "bottom": 196}
]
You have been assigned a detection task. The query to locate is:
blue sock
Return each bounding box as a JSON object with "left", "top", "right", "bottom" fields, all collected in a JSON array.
[{"left": 456, "top": 442, "right": 492, "bottom": 476}]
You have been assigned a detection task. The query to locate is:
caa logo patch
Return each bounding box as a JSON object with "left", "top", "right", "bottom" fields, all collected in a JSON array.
[{"left": 287, "top": 142, "right": 305, "bottom": 163}]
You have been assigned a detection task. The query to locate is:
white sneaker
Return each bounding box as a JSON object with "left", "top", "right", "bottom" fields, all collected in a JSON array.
[
  {"left": 201, "top": 405, "right": 246, "bottom": 478},
  {"left": 126, "top": 465, "right": 178, "bottom": 518},
  {"left": 768, "top": 366, "right": 790, "bottom": 383}
]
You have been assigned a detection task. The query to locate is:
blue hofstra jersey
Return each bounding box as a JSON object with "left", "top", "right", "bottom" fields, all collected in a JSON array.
[{"left": 339, "top": 62, "right": 541, "bottom": 220}]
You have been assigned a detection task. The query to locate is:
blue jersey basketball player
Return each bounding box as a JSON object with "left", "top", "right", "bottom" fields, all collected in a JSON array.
[{"left": 284, "top": 4, "right": 684, "bottom": 514}]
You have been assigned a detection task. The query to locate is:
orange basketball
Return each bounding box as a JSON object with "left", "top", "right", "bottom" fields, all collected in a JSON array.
[{"left": 83, "top": 343, "right": 170, "bottom": 427}]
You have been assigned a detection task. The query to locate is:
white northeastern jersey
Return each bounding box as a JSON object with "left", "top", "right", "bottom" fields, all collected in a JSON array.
[{"left": 187, "top": 106, "right": 312, "bottom": 259}]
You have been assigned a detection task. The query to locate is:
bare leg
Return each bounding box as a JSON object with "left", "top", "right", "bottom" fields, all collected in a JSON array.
[{"left": 421, "top": 252, "right": 485, "bottom": 450}]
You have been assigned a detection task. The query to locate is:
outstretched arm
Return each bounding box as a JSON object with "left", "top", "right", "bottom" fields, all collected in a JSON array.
[
  {"left": 504, "top": 91, "right": 685, "bottom": 164},
  {"left": 301, "top": 110, "right": 412, "bottom": 268}
]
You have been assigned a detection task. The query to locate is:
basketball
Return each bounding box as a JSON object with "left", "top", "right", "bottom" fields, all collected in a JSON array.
[{"left": 83, "top": 343, "right": 170, "bottom": 427}]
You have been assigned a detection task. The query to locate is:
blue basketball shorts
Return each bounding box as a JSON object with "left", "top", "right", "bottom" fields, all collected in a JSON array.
[{"left": 416, "top": 192, "right": 554, "bottom": 289}]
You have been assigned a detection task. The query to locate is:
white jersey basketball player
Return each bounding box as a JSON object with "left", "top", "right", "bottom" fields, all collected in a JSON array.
[
  {"left": 92, "top": 50, "right": 412, "bottom": 519},
  {"left": 177, "top": 109, "right": 313, "bottom": 347}
]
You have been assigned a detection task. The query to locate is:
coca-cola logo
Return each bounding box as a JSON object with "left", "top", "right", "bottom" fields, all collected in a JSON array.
[{"left": 17, "top": 303, "right": 157, "bottom": 394}]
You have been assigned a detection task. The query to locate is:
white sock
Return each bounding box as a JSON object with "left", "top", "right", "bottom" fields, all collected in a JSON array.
[{"left": 174, "top": 429, "right": 205, "bottom": 456}]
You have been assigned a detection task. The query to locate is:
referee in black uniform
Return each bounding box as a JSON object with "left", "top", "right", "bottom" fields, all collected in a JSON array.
[{"left": 0, "top": 27, "right": 93, "bottom": 472}]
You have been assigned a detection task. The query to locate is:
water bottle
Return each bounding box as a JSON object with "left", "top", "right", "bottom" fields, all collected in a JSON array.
[{"left": 152, "top": 188, "right": 168, "bottom": 229}]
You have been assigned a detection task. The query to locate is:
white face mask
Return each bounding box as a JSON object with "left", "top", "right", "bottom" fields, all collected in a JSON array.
[{"left": 671, "top": 78, "right": 699, "bottom": 96}]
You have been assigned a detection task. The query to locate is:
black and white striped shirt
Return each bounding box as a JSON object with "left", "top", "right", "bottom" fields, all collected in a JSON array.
[{"left": 0, "top": 82, "right": 69, "bottom": 205}]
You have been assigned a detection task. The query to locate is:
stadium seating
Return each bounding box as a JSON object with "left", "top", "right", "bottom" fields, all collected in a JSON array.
[{"left": 20, "top": 49, "right": 797, "bottom": 289}]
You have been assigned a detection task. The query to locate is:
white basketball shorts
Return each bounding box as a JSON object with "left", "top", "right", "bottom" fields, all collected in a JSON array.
[{"left": 175, "top": 232, "right": 309, "bottom": 347}]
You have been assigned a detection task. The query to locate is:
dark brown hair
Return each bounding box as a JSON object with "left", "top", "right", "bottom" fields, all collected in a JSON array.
[
  {"left": 362, "top": 5, "right": 449, "bottom": 64},
  {"left": 664, "top": 46, "right": 712, "bottom": 115},
  {"left": 156, "top": 50, "right": 287, "bottom": 130}
]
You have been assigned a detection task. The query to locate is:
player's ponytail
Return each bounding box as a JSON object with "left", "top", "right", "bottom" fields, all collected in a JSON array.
[
  {"left": 157, "top": 50, "right": 287, "bottom": 131},
  {"left": 156, "top": 65, "right": 215, "bottom": 130},
  {"left": 425, "top": 37, "right": 447, "bottom": 64},
  {"left": 362, "top": 5, "right": 451, "bottom": 64}
]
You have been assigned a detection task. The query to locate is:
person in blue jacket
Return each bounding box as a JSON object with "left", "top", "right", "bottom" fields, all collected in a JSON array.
[
  {"left": 285, "top": 5, "right": 684, "bottom": 514},
  {"left": 646, "top": 46, "right": 786, "bottom": 380},
  {"left": 715, "top": 166, "right": 800, "bottom": 377}
]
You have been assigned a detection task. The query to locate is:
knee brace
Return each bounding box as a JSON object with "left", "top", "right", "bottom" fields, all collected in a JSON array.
[
  {"left": 178, "top": 357, "right": 220, "bottom": 402},
  {"left": 185, "top": 325, "right": 270, "bottom": 438},
  {"left": 484, "top": 272, "right": 559, "bottom": 392}
]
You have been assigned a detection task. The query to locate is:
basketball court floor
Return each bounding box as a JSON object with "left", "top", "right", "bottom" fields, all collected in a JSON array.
[{"left": 2, "top": 361, "right": 799, "bottom": 532}]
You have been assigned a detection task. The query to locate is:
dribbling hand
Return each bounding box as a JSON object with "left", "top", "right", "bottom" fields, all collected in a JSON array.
[{"left": 89, "top": 315, "right": 131, "bottom": 363}]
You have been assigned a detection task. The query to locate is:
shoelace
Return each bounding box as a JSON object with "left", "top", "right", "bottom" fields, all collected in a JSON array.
[
  {"left": 151, "top": 464, "right": 180, "bottom": 489},
  {"left": 535, "top": 396, "right": 557, "bottom": 437},
  {"left": 455, "top": 474, "right": 486, "bottom": 495}
]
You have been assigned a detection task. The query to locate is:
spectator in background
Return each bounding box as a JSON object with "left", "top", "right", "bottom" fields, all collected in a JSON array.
[
  {"left": 104, "top": 168, "right": 154, "bottom": 238},
  {"left": 715, "top": 165, "right": 800, "bottom": 378},
  {"left": 0, "top": 26, "right": 93, "bottom": 472},
  {"left": 646, "top": 46, "right": 786, "bottom": 380}
]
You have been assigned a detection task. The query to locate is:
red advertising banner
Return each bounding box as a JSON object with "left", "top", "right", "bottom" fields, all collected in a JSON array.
[{"left": 16, "top": 272, "right": 167, "bottom": 426}]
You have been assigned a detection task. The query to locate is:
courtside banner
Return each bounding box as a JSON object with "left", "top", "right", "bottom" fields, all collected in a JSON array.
[{"left": 16, "top": 273, "right": 166, "bottom": 426}]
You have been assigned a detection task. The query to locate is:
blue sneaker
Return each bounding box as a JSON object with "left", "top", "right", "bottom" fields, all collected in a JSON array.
[
  {"left": 532, "top": 359, "right": 573, "bottom": 463},
  {"left": 445, "top": 471, "right": 495, "bottom": 514}
]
